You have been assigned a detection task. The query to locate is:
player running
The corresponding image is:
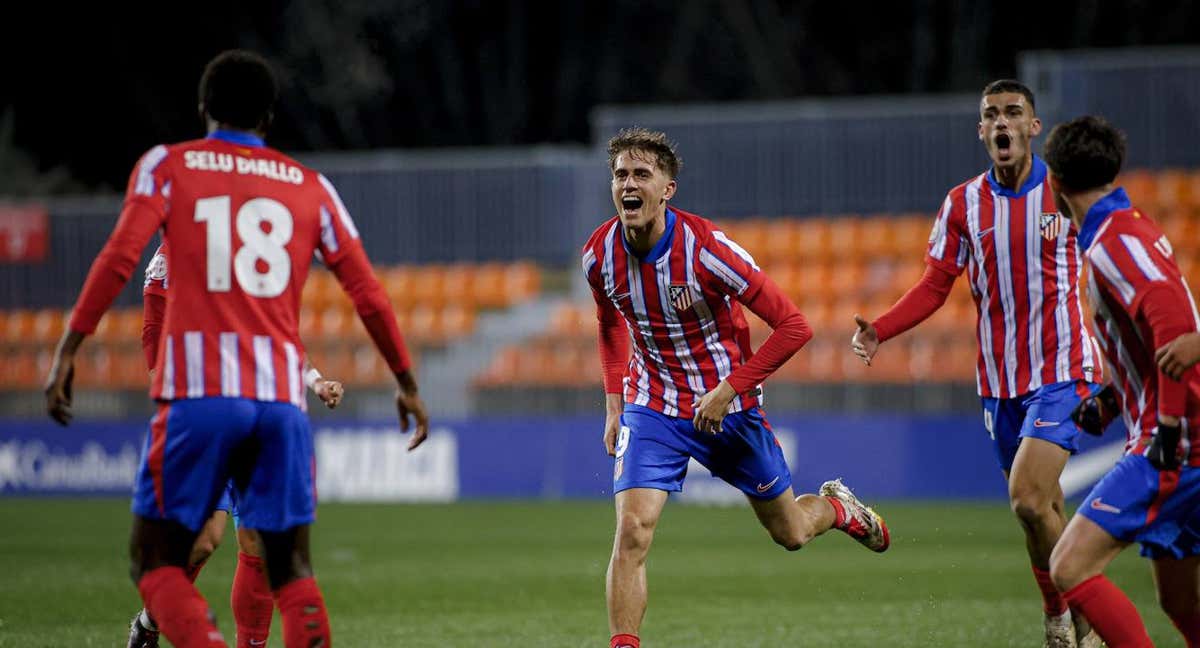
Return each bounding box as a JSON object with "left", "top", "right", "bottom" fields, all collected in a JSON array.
[
  {"left": 44, "top": 50, "right": 428, "bottom": 648},
  {"left": 584, "top": 128, "right": 889, "bottom": 648},
  {"left": 127, "top": 241, "right": 345, "bottom": 648},
  {"left": 1045, "top": 115, "right": 1200, "bottom": 648},
  {"left": 849, "top": 80, "right": 1106, "bottom": 647}
]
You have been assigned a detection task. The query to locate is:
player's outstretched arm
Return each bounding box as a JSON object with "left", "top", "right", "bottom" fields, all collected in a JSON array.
[
  {"left": 1157, "top": 332, "right": 1200, "bottom": 381},
  {"left": 852, "top": 264, "right": 956, "bottom": 365},
  {"left": 393, "top": 369, "right": 429, "bottom": 450},
  {"left": 303, "top": 358, "right": 344, "bottom": 409}
]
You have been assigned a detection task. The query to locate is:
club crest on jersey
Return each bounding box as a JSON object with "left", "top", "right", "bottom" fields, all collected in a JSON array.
[
  {"left": 1040, "top": 212, "right": 1064, "bottom": 241},
  {"left": 669, "top": 284, "right": 695, "bottom": 311}
]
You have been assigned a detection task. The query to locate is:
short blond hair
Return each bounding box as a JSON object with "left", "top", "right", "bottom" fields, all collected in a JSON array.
[{"left": 607, "top": 127, "right": 681, "bottom": 178}]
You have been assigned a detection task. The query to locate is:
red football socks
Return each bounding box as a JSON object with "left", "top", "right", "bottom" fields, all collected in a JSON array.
[
  {"left": 1032, "top": 566, "right": 1068, "bottom": 616},
  {"left": 274, "top": 577, "right": 331, "bottom": 648},
  {"left": 1167, "top": 609, "right": 1200, "bottom": 647},
  {"left": 611, "top": 633, "right": 640, "bottom": 648},
  {"left": 138, "top": 566, "right": 227, "bottom": 648},
  {"left": 232, "top": 552, "right": 275, "bottom": 648},
  {"left": 825, "top": 496, "right": 847, "bottom": 529},
  {"left": 1064, "top": 575, "right": 1153, "bottom": 648}
]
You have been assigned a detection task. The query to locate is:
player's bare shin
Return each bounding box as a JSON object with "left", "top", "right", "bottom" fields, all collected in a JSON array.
[
  {"left": 749, "top": 488, "right": 836, "bottom": 550},
  {"left": 1008, "top": 438, "right": 1072, "bottom": 568},
  {"left": 607, "top": 488, "right": 668, "bottom": 636}
]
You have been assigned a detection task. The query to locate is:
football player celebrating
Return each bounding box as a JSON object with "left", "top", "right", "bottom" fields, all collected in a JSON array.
[
  {"left": 851, "top": 80, "right": 1105, "bottom": 647},
  {"left": 584, "top": 128, "right": 889, "bottom": 648}
]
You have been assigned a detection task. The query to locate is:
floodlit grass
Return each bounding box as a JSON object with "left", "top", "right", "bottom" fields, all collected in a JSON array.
[{"left": 0, "top": 499, "right": 1182, "bottom": 647}]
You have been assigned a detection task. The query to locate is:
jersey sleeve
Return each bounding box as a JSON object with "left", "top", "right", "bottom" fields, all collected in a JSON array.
[
  {"left": 584, "top": 243, "right": 629, "bottom": 394},
  {"left": 924, "top": 192, "right": 970, "bottom": 276},
  {"left": 123, "top": 145, "right": 172, "bottom": 218},
  {"left": 142, "top": 243, "right": 168, "bottom": 297},
  {"left": 696, "top": 229, "right": 767, "bottom": 301},
  {"left": 314, "top": 173, "right": 363, "bottom": 267}
]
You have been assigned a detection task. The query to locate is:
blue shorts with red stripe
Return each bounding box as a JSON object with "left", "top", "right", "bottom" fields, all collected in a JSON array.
[
  {"left": 613, "top": 404, "right": 792, "bottom": 500},
  {"left": 131, "top": 397, "right": 316, "bottom": 533},
  {"left": 1079, "top": 454, "right": 1200, "bottom": 560},
  {"left": 981, "top": 380, "right": 1103, "bottom": 472}
]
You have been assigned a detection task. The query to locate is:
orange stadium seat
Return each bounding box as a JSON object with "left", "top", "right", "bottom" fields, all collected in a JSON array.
[
  {"left": 408, "top": 305, "right": 439, "bottom": 344},
  {"left": 794, "top": 264, "right": 831, "bottom": 301},
  {"left": 5, "top": 350, "right": 39, "bottom": 389},
  {"left": 889, "top": 214, "right": 932, "bottom": 259},
  {"left": 382, "top": 266, "right": 417, "bottom": 309},
  {"left": 792, "top": 218, "right": 830, "bottom": 263},
  {"left": 856, "top": 216, "right": 892, "bottom": 260},
  {"left": 4, "top": 309, "right": 34, "bottom": 344},
  {"left": 409, "top": 265, "right": 447, "bottom": 308},
  {"left": 1120, "top": 170, "right": 1155, "bottom": 207},
  {"left": 502, "top": 262, "right": 541, "bottom": 306},
  {"left": 439, "top": 304, "right": 476, "bottom": 339},
  {"left": 470, "top": 263, "right": 507, "bottom": 308},
  {"left": 761, "top": 220, "right": 800, "bottom": 265},
  {"left": 30, "top": 308, "right": 65, "bottom": 344},
  {"left": 826, "top": 216, "right": 864, "bottom": 261},
  {"left": 733, "top": 219, "right": 769, "bottom": 260},
  {"left": 442, "top": 264, "right": 476, "bottom": 308}
]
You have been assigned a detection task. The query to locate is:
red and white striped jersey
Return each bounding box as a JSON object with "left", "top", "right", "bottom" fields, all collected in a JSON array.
[
  {"left": 926, "top": 156, "right": 1097, "bottom": 398},
  {"left": 583, "top": 207, "right": 765, "bottom": 418},
  {"left": 70, "top": 131, "right": 386, "bottom": 407},
  {"left": 1079, "top": 188, "right": 1200, "bottom": 465}
]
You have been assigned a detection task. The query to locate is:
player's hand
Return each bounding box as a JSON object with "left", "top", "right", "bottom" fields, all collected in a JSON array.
[
  {"left": 1156, "top": 333, "right": 1200, "bottom": 381},
  {"left": 1070, "top": 384, "right": 1120, "bottom": 436},
  {"left": 851, "top": 314, "right": 880, "bottom": 366},
  {"left": 1147, "top": 421, "right": 1183, "bottom": 471},
  {"left": 44, "top": 331, "right": 85, "bottom": 427},
  {"left": 395, "top": 371, "right": 430, "bottom": 451},
  {"left": 604, "top": 411, "right": 620, "bottom": 456},
  {"left": 693, "top": 380, "right": 736, "bottom": 434},
  {"left": 314, "top": 379, "right": 344, "bottom": 409}
]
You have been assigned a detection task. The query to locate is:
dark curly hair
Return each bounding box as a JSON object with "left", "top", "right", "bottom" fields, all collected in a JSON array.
[
  {"left": 607, "top": 127, "right": 682, "bottom": 178},
  {"left": 198, "top": 50, "right": 278, "bottom": 132},
  {"left": 1043, "top": 116, "right": 1127, "bottom": 192},
  {"left": 982, "top": 79, "right": 1036, "bottom": 113}
]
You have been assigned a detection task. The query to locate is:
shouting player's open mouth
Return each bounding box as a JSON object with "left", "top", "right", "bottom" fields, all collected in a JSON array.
[
  {"left": 621, "top": 195, "right": 644, "bottom": 217},
  {"left": 994, "top": 132, "right": 1013, "bottom": 162}
]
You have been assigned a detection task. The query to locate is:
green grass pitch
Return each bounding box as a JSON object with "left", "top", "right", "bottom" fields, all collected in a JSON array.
[{"left": 0, "top": 498, "right": 1183, "bottom": 647}]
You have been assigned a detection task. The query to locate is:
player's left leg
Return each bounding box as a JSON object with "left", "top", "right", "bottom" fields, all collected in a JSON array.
[
  {"left": 230, "top": 526, "right": 274, "bottom": 648},
  {"left": 704, "top": 407, "right": 889, "bottom": 552},
  {"left": 129, "top": 507, "right": 230, "bottom": 648},
  {"left": 1051, "top": 514, "right": 1152, "bottom": 647},
  {"left": 1152, "top": 555, "right": 1200, "bottom": 646},
  {"left": 233, "top": 401, "right": 327, "bottom": 648},
  {"left": 1003, "top": 382, "right": 1098, "bottom": 644}
]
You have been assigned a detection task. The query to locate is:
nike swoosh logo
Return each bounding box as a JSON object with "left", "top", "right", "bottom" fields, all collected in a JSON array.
[
  {"left": 756, "top": 476, "right": 780, "bottom": 493},
  {"left": 1032, "top": 419, "right": 1059, "bottom": 428},
  {"left": 249, "top": 641, "right": 266, "bottom": 646},
  {"left": 1090, "top": 498, "right": 1122, "bottom": 514},
  {"left": 976, "top": 227, "right": 994, "bottom": 239}
]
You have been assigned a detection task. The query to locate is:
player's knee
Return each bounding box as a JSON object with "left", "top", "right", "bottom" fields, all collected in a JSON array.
[
  {"left": 1048, "top": 546, "right": 1083, "bottom": 593},
  {"left": 770, "top": 530, "right": 807, "bottom": 552},
  {"left": 614, "top": 512, "right": 656, "bottom": 557},
  {"left": 1009, "top": 485, "right": 1053, "bottom": 523}
]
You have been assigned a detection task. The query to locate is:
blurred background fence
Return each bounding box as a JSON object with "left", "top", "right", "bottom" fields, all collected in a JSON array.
[{"left": 3, "top": 47, "right": 1198, "bottom": 499}]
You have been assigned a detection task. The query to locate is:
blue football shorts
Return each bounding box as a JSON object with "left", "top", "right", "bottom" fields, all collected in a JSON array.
[
  {"left": 131, "top": 397, "right": 316, "bottom": 533},
  {"left": 981, "top": 380, "right": 1104, "bottom": 472},
  {"left": 1079, "top": 454, "right": 1200, "bottom": 560},
  {"left": 613, "top": 403, "right": 792, "bottom": 500}
]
